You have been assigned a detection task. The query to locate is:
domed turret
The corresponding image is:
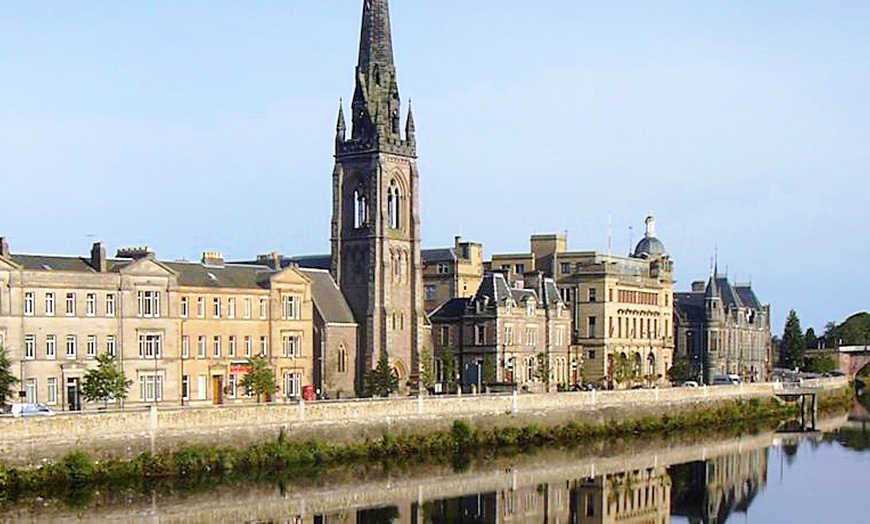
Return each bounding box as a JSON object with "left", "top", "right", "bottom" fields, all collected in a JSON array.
[{"left": 633, "top": 216, "right": 667, "bottom": 259}]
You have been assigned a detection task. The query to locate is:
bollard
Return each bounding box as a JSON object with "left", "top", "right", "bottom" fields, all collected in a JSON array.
[
  {"left": 511, "top": 390, "right": 518, "bottom": 415},
  {"left": 298, "top": 398, "right": 305, "bottom": 421}
]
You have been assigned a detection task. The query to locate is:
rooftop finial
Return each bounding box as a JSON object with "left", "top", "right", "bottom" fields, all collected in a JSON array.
[{"left": 644, "top": 215, "right": 656, "bottom": 238}]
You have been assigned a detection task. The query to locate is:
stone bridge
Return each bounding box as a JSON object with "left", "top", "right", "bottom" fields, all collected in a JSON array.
[{"left": 835, "top": 346, "right": 870, "bottom": 381}]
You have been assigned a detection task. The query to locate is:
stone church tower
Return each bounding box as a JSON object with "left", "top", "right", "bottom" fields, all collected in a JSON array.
[{"left": 331, "top": 0, "right": 424, "bottom": 394}]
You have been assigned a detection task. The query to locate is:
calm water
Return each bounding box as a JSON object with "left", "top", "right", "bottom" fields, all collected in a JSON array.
[{"left": 2, "top": 408, "right": 869, "bottom": 523}]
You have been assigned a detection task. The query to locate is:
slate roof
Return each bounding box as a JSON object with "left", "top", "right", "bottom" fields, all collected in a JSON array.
[
  {"left": 429, "top": 298, "right": 471, "bottom": 322},
  {"left": 284, "top": 254, "right": 332, "bottom": 271},
  {"left": 474, "top": 272, "right": 514, "bottom": 305},
  {"left": 163, "top": 262, "right": 272, "bottom": 289},
  {"left": 422, "top": 248, "right": 456, "bottom": 264},
  {"left": 541, "top": 279, "right": 563, "bottom": 309},
  {"left": 10, "top": 254, "right": 102, "bottom": 273},
  {"left": 298, "top": 268, "right": 356, "bottom": 324},
  {"left": 715, "top": 276, "right": 743, "bottom": 309},
  {"left": 735, "top": 286, "right": 761, "bottom": 310},
  {"left": 675, "top": 292, "right": 707, "bottom": 323}
]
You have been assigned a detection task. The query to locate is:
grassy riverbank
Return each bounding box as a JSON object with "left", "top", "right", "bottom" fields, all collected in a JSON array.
[{"left": 0, "top": 395, "right": 826, "bottom": 507}]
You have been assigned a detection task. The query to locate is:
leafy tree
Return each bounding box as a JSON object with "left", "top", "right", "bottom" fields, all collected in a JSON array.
[
  {"left": 804, "top": 328, "right": 818, "bottom": 350},
  {"left": 823, "top": 321, "right": 840, "bottom": 348},
  {"left": 781, "top": 310, "right": 805, "bottom": 370},
  {"left": 420, "top": 348, "right": 435, "bottom": 391},
  {"left": 667, "top": 355, "right": 694, "bottom": 384},
  {"left": 482, "top": 354, "right": 496, "bottom": 384},
  {"left": 838, "top": 312, "right": 870, "bottom": 346},
  {"left": 241, "top": 355, "right": 277, "bottom": 402},
  {"left": 364, "top": 351, "right": 398, "bottom": 397},
  {"left": 613, "top": 353, "right": 638, "bottom": 386},
  {"left": 81, "top": 353, "right": 131, "bottom": 408},
  {"left": 536, "top": 352, "right": 551, "bottom": 391},
  {"left": 440, "top": 350, "right": 458, "bottom": 392},
  {"left": 0, "top": 346, "right": 19, "bottom": 408},
  {"left": 809, "top": 353, "right": 837, "bottom": 374}
]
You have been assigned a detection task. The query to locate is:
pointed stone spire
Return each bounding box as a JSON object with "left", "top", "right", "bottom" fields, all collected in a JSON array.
[
  {"left": 336, "top": 99, "right": 346, "bottom": 142},
  {"left": 405, "top": 100, "right": 415, "bottom": 143},
  {"left": 357, "top": 0, "right": 395, "bottom": 72}
]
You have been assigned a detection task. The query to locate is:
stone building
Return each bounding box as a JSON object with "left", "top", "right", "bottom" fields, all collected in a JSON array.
[
  {"left": 488, "top": 216, "right": 675, "bottom": 388},
  {"left": 674, "top": 270, "right": 772, "bottom": 383},
  {"left": 329, "top": 0, "right": 429, "bottom": 393},
  {"left": 429, "top": 271, "right": 572, "bottom": 391},
  {"left": 422, "top": 236, "right": 484, "bottom": 313},
  {"left": 0, "top": 239, "right": 317, "bottom": 410}
]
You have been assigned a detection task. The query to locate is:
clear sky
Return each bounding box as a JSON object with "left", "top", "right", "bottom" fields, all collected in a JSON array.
[{"left": 1, "top": 1, "right": 867, "bottom": 334}]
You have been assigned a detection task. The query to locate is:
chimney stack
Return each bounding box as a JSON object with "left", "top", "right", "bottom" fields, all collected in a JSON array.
[
  {"left": 116, "top": 247, "right": 154, "bottom": 260},
  {"left": 201, "top": 251, "right": 225, "bottom": 268},
  {"left": 90, "top": 242, "right": 107, "bottom": 272}
]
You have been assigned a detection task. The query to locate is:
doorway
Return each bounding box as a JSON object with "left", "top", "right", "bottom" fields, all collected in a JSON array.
[
  {"left": 66, "top": 377, "right": 81, "bottom": 411},
  {"left": 212, "top": 375, "right": 224, "bottom": 405}
]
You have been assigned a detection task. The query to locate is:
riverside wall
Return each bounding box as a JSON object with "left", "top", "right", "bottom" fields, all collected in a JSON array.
[{"left": 0, "top": 377, "right": 849, "bottom": 466}]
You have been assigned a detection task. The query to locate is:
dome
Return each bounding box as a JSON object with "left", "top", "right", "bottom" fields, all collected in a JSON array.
[{"left": 632, "top": 215, "right": 667, "bottom": 259}]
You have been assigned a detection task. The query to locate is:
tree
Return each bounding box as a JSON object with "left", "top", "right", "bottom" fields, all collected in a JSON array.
[
  {"left": 482, "top": 354, "right": 496, "bottom": 384},
  {"left": 535, "top": 352, "right": 551, "bottom": 391},
  {"left": 667, "top": 355, "right": 694, "bottom": 384},
  {"left": 420, "top": 348, "right": 435, "bottom": 391},
  {"left": 838, "top": 312, "right": 870, "bottom": 346},
  {"left": 804, "top": 328, "right": 818, "bottom": 350},
  {"left": 809, "top": 353, "right": 836, "bottom": 374},
  {"left": 781, "top": 310, "right": 805, "bottom": 370},
  {"left": 440, "top": 350, "right": 458, "bottom": 392},
  {"left": 81, "top": 354, "right": 131, "bottom": 408},
  {"left": 364, "top": 351, "right": 398, "bottom": 398},
  {"left": 241, "top": 355, "right": 277, "bottom": 402},
  {"left": 0, "top": 346, "right": 18, "bottom": 408},
  {"left": 823, "top": 321, "right": 840, "bottom": 348},
  {"left": 613, "top": 353, "right": 638, "bottom": 386}
]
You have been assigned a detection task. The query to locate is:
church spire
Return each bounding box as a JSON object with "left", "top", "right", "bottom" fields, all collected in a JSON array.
[
  {"left": 357, "top": 0, "right": 394, "bottom": 72},
  {"left": 405, "top": 100, "right": 415, "bottom": 144},
  {"left": 336, "top": 99, "right": 346, "bottom": 143}
]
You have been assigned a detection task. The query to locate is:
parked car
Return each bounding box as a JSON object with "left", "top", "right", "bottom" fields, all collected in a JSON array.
[
  {"left": 7, "top": 403, "right": 55, "bottom": 417},
  {"left": 681, "top": 381, "right": 699, "bottom": 388},
  {"left": 711, "top": 374, "right": 742, "bottom": 386}
]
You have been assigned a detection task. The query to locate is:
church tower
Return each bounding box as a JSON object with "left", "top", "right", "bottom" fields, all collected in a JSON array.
[{"left": 331, "top": 0, "right": 424, "bottom": 394}]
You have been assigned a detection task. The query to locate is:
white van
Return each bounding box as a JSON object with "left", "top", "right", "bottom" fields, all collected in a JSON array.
[{"left": 711, "top": 374, "right": 742, "bottom": 385}]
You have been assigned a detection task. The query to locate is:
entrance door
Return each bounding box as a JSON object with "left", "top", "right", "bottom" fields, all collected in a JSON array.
[
  {"left": 212, "top": 376, "right": 224, "bottom": 405},
  {"left": 66, "top": 377, "right": 81, "bottom": 411}
]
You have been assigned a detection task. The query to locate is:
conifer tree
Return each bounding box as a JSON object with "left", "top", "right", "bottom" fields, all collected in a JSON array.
[
  {"left": 0, "top": 346, "right": 19, "bottom": 407},
  {"left": 365, "top": 351, "right": 399, "bottom": 397},
  {"left": 781, "top": 310, "right": 805, "bottom": 370}
]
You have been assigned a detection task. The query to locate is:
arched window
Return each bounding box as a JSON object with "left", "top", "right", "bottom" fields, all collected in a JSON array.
[
  {"left": 337, "top": 344, "right": 347, "bottom": 373},
  {"left": 387, "top": 180, "right": 401, "bottom": 229},
  {"left": 354, "top": 186, "right": 368, "bottom": 229}
]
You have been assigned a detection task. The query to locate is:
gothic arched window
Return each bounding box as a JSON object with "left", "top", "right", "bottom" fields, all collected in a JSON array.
[
  {"left": 387, "top": 180, "right": 401, "bottom": 229},
  {"left": 354, "top": 186, "right": 368, "bottom": 229}
]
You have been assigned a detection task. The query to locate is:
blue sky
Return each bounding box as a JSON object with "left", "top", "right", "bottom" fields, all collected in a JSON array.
[{"left": 1, "top": 1, "right": 867, "bottom": 333}]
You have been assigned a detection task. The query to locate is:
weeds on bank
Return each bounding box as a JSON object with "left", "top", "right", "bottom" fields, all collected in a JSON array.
[{"left": 0, "top": 395, "right": 837, "bottom": 508}]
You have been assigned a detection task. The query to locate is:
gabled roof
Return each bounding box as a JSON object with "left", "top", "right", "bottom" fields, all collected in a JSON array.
[{"left": 298, "top": 268, "right": 356, "bottom": 324}]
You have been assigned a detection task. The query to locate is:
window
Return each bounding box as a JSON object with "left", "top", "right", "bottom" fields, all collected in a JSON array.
[
  {"left": 197, "top": 297, "right": 205, "bottom": 318},
  {"left": 387, "top": 181, "right": 401, "bottom": 229},
  {"left": 338, "top": 345, "right": 347, "bottom": 373},
  {"left": 213, "top": 336, "right": 221, "bottom": 358},
  {"left": 86, "top": 293, "right": 96, "bottom": 316},
  {"left": 180, "top": 296, "right": 189, "bottom": 318},
  {"left": 66, "top": 335, "right": 77, "bottom": 359},
  {"left": 245, "top": 336, "right": 253, "bottom": 358},
  {"left": 505, "top": 325, "right": 515, "bottom": 346},
  {"left": 66, "top": 293, "right": 76, "bottom": 316},
  {"left": 354, "top": 187, "right": 368, "bottom": 229},
  {"left": 25, "top": 378, "right": 36, "bottom": 403},
  {"left": 228, "top": 374, "right": 237, "bottom": 399},
  {"left": 46, "top": 335, "right": 56, "bottom": 359},
  {"left": 260, "top": 298, "right": 268, "bottom": 319},
  {"left": 437, "top": 263, "right": 450, "bottom": 275},
  {"left": 47, "top": 377, "right": 58, "bottom": 405},
  {"left": 588, "top": 316, "right": 597, "bottom": 338},
  {"left": 515, "top": 263, "right": 525, "bottom": 274},
  {"left": 260, "top": 336, "right": 268, "bottom": 356},
  {"left": 213, "top": 297, "right": 221, "bottom": 318},
  {"left": 588, "top": 288, "right": 597, "bottom": 303},
  {"left": 588, "top": 349, "right": 596, "bottom": 360},
  {"left": 106, "top": 335, "right": 116, "bottom": 357},
  {"left": 106, "top": 294, "right": 116, "bottom": 317},
  {"left": 282, "top": 334, "right": 301, "bottom": 357},
  {"left": 438, "top": 326, "right": 449, "bottom": 346},
  {"left": 197, "top": 375, "right": 207, "bottom": 400},
  {"left": 182, "top": 336, "right": 190, "bottom": 359},
  {"left": 609, "top": 289, "right": 614, "bottom": 302},
  {"left": 227, "top": 298, "right": 235, "bottom": 319},
  {"left": 139, "top": 374, "right": 163, "bottom": 402},
  {"left": 560, "top": 262, "right": 572, "bottom": 275},
  {"left": 244, "top": 298, "right": 252, "bottom": 319},
  {"left": 474, "top": 325, "right": 486, "bottom": 346},
  {"left": 86, "top": 335, "right": 97, "bottom": 358},
  {"left": 556, "top": 327, "right": 565, "bottom": 347},
  {"left": 525, "top": 326, "right": 538, "bottom": 346},
  {"left": 282, "top": 295, "right": 299, "bottom": 320},
  {"left": 197, "top": 336, "right": 206, "bottom": 359},
  {"left": 181, "top": 375, "right": 190, "bottom": 401},
  {"left": 24, "top": 292, "right": 34, "bottom": 316},
  {"left": 137, "top": 290, "right": 160, "bottom": 318},
  {"left": 45, "top": 293, "right": 55, "bottom": 316},
  {"left": 24, "top": 335, "right": 36, "bottom": 359},
  {"left": 284, "top": 372, "right": 301, "bottom": 398},
  {"left": 229, "top": 336, "right": 237, "bottom": 358},
  {"left": 425, "top": 285, "right": 437, "bottom": 301},
  {"left": 138, "top": 333, "right": 162, "bottom": 359}
]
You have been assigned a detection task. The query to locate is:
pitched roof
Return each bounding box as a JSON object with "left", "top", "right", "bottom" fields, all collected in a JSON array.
[
  {"left": 735, "top": 285, "right": 762, "bottom": 310},
  {"left": 675, "top": 292, "right": 707, "bottom": 323},
  {"left": 163, "top": 261, "right": 272, "bottom": 289},
  {"left": 474, "top": 272, "right": 514, "bottom": 305},
  {"left": 285, "top": 254, "right": 332, "bottom": 271},
  {"left": 422, "top": 248, "right": 456, "bottom": 264},
  {"left": 429, "top": 298, "right": 470, "bottom": 322},
  {"left": 10, "top": 254, "right": 100, "bottom": 273},
  {"left": 298, "top": 268, "right": 356, "bottom": 324}
]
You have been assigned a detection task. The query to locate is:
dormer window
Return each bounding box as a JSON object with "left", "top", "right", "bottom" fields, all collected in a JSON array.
[{"left": 526, "top": 300, "right": 535, "bottom": 316}]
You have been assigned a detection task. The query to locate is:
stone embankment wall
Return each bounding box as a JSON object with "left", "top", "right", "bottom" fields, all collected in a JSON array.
[{"left": 0, "top": 377, "right": 848, "bottom": 466}]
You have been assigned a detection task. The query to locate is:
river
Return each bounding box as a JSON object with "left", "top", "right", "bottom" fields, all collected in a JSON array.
[{"left": 1, "top": 405, "right": 868, "bottom": 523}]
